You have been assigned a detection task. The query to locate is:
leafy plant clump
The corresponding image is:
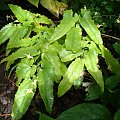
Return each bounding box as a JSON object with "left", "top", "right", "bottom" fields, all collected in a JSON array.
[{"left": 0, "top": 4, "right": 120, "bottom": 120}]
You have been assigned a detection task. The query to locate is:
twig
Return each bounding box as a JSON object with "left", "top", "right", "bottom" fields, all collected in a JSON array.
[
  {"left": 0, "top": 113, "right": 11, "bottom": 116},
  {"left": 101, "top": 33, "right": 120, "bottom": 41}
]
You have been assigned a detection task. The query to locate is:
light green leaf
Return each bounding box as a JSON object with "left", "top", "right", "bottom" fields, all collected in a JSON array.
[
  {"left": 56, "top": 103, "right": 111, "bottom": 120},
  {"left": 7, "top": 23, "right": 29, "bottom": 49},
  {"left": 16, "top": 58, "right": 36, "bottom": 85},
  {"left": 65, "top": 25, "right": 82, "bottom": 53},
  {"left": 0, "top": 23, "right": 16, "bottom": 45},
  {"left": 9, "top": 4, "right": 34, "bottom": 23},
  {"left": 79, "top": 8, "right": 103, "bottom": 45},
  {"left": 27, "top": 0, "right": 39, "bottom": 7},
  {"left": 37, "top": 69, "right": 54, "bottom": 113},
  {"left": 41, "top": 47, "right": 65, "bottom": 82},
  {"left": 58, "top": 58, "right": 84, "bottom": 97},
  {"left": 1, "top": 44, "right": 40, "bottom": 68},
  {"left": 12, "top": 79, "right": 37, "bottom": 120},
  {"left": 102, "top": 46, "right": 120, "bottom": 74},
  {"left": 59, "top": 48, "right": 82, "bottom": 62},
  {"left": 85, "top": 42, "right": 104, "bottom": 92},
  {"left": 49, "top": 10, "right": 78, "bottom": 43}
]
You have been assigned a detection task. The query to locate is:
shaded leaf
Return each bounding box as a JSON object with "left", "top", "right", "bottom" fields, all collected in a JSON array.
[
  {"left": 39, "top": 113, "right": 55, "bottom": 120},
  {"left": 12, "top": 79, "right": 37, "bottom": 120},
  {"left": 56, "top": 103, "right": 111, "bottom": 120},
  {"left": 114, "top": 109, "right": 120, "bottom": 120},
  {"left": 27, "top": 0, "right": 39, "bottom": 7},
  {"left": 102, "top": 46, "right": 120, "bottom": 74},
  {"left": 105, "top": 75, "right": 120, "bottom": 90},
  {"left": 113, "top": 43, "right": 120, "bottom": 55},
  {"left": 49, "top": 10, "right": 78, "bottom": 43}
]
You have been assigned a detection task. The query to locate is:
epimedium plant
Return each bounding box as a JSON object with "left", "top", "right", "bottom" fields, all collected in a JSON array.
[{"left": 1, "top": 4, "right": 120, "bottom": 120}]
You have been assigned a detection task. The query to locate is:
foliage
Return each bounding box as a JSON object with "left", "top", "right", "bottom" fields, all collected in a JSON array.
[
  {"left": 0, "top": 3, "right": 120, "bottom": 120},
  {"left": 27, "top": 0, "right": 68, "bottom": 18},
  {"left": 39, "top": 103, "right": 111, "bottom": 120}
]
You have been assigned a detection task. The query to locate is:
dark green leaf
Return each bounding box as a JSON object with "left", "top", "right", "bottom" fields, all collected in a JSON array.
[
  {"left": 105, "top": 75, "right": 120, "bottom": 90},
  {"left": 113, "top": 43, "right": 120, "bottom": 55},
  {"left": 39, "top": 113, "right": 55, "bottom": 120},
  {"left": 27, "top": 0, "right": 39, "bottom": 7},
  {"left": 114, "top": 109, "right": 120, "bottom": 120},
  {"left": 56, "top": 103, "right": 111, "bottom": 120},
  {"left": 102, "top": 46, "right": 120, "bottom": 74},
  {"left": 12, "top": 79, "right": 37, "bottom": 120}
]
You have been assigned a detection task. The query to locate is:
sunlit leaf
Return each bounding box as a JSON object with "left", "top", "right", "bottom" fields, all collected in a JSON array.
[
  {"left": 0, "top": 23, "right": 16, "bottom": 45},
  {"left": 49, "top": 10, "right": 78, "bottom": 43},
  {"left": 12, "top": 79, "right": 37, "bottom": 120},
  {"left": 58, "top": 58, "right": 84, "bottom": 97},
  {"left": 65, "top": 25, "right": 82, "bottom": 53},
  {"left": 9, "top": 4, "right": 34, "bottom": 23},
  {"left": 79, "top": 8, "right": 103, "bottom": 46},
  {"left": 85, "top": 42, "right": 104, "bottom": 92},
  {"left": 37, "top": 68, "right": 54, "bottom": 113}
]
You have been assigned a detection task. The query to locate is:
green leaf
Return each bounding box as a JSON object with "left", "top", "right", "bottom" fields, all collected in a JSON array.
[
  {"left": 58, "top": 58, "right": 84, "bottom": 97},
  {"left": 113, "top": 43, "right": 120, "bottom": 55},
  {"left": 49, "top": 10, "right": 78, "bottom": 43},
  {"left": 65, "top": 25, "right": 82, "bottom": 53},
  {"left": 7, "top": 23, "right": 29, "bottom": 49},
  {"left": 1, "top": 44, "right": 40, "bottom": 70},
  {"left": 79, "top": 8, "right": 103, "bottom": 46},
  {"left": 56, "top": 103, "right": 111, "bottom": 120},
  {"left": 0, "top": 23, "right": 16, "bottom": 45},
  {"left": 86, "top": 84, "right": 102, "bottom": 101},
  {"left": 102, "top": 46, "right": 120, "bottom": 74},
  {"left": 16, "top": 58, "right": 36, "bottom": 85},
  {"left": 85, "top": 42, "right": 104, "bottom": 92},
  {"left": 27, "top": 0, "right": 39, "bottom": 7},
  {"left": 40, "top": 0, "right": 68, "bottom": 18},
  {"left": 59, "top": 48, "right": 82, "bottom": 62},
  {"left": 37, "top": 69, "right": 54, "bottom": 113},
  {"left": 9, "top": 4, "right": 34, "bottom": 23},
  {"left": 105, "top": 75, "right": 120, "bottom": 90},
  {"left": 41, "top": 47, "right": 65, "bottom": 82},
  {"left": 114, "top": 109, "right": 120, "bottom": 120},
  {"left": 12, "top": 79, "right": 37, "bottom": 120},
  {"left": 39, "top": 113, "right": 55, "bottom": 120}
]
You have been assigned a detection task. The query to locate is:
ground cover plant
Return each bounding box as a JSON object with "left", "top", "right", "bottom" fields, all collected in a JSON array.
[{"left": 0, "top": 0, "right": 120, "bottom": 120}]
